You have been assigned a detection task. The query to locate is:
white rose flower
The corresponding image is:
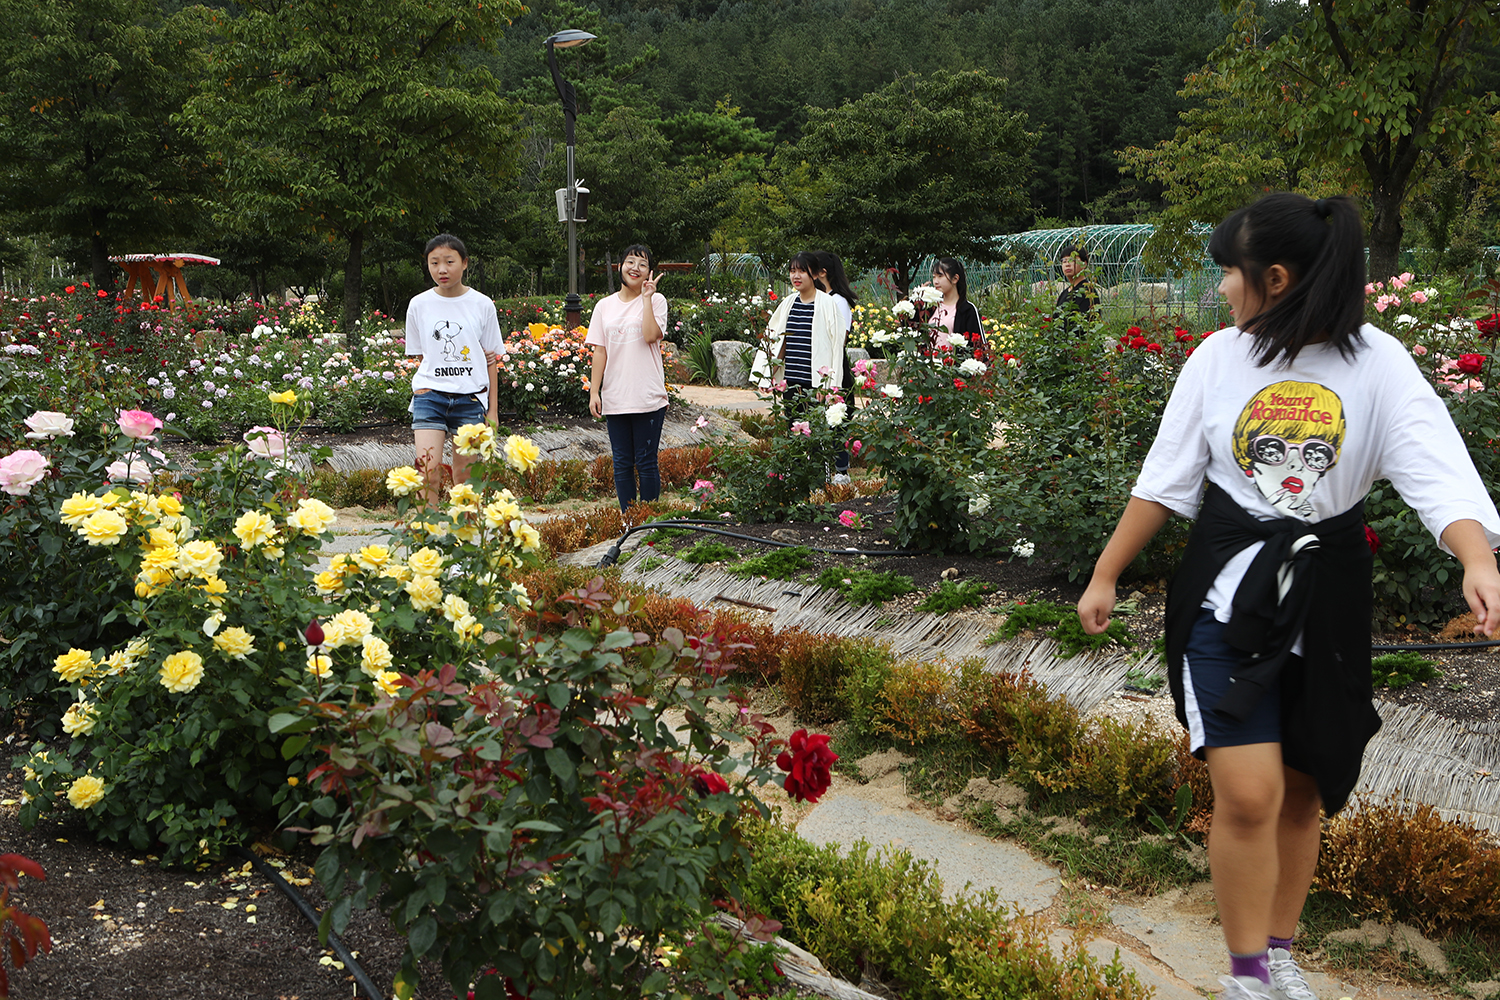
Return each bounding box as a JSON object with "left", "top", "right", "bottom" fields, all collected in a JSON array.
[
  {"left": 24, "top": 411, "right": 76, "bottom": 439},
  {"left": 881, "top": 384, "right": 904, "bottom": 399},
  {"left": 891, "top": 300, "right": 916, "bottom": 318},
  {"left": 1012, "top": 538, "right": 1036, "bottom": 559},
  {"left": 825, "top": 402, "right": 848, "bottom": 427},
  {"left": 968, "top": 494, "right": 991, "bottom": 516},
  {"left": 912, "top": 286, "right": 943, "bottom": 306},
  {"left": 946, "top": 333, "right": 968, "bottom": 349},
  {"left": 959, "top": 358, "right": 988, "bottom": 376}
]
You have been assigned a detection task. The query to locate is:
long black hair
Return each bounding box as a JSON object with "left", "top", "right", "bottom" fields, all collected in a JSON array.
[
  {"left": 1208, "top": 193, "right": 1366, "bottom": 366},
  {"left": 812, "top": 250, "right": 858, "bottom": 305},
  {"left": 789, "top": 251, "right": 819, "bottom": 275},
  {"left": 934, "top": 257, "right": 969, "bottom": 305}
]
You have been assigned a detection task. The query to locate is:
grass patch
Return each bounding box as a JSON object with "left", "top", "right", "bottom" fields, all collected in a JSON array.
[
  {"left": 914, "top": 579, "right": 994, "bottom": 614},
  {"left": 677, "top": 539, "right": 741, "bottom": 564},
  {"left": 727, "top": 546, "right": 815, "bottom": 580},
  {"left": 815, "top": 566, "right": 916, "bottom": 605},
  {"left": 1371, "top": 651, "right": 1441, "bottom": 689},
  {"left": 986, "top": 598, "right": 1132, "bottom": 657}
]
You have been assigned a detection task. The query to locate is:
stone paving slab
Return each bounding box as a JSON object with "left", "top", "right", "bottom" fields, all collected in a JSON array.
[
  {"left": 795, "top": 793, "right": 1061, "bottom": 913},
  {"left": 1047, "top": 930, "right": 1203, "bottom": 1000}
]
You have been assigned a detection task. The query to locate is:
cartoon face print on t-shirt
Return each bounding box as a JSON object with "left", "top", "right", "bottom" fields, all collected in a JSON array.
[
  {"left": 1231, "top": 380, "right": 1346, "bottom": 519},
  {"left": 432, "top": 319, "right": 471, "bottom": 363}
]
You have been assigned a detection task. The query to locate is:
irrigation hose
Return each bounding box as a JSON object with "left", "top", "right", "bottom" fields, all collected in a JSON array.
[
  {"left": 232, "top": 845, "right": 384, "bottom": 1000},
  {"left": 594, "top": 518, "right": 923, "bottom": 568}
]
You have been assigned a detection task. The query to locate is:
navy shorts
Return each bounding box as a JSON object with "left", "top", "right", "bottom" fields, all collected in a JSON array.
[
  {"left": 1181, "top": 609, "right": 1285, "bottom": 752},
  {"left": 411, "top": 390, "right": 485, "bottom": 432}
]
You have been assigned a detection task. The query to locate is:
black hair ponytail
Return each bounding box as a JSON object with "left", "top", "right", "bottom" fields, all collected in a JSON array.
[
  {"left": 1208, "top": 193, "right": 1366, "bottom": 366},
  {"left": 934, "top": 257, "right": 969, "bottom": 305}
]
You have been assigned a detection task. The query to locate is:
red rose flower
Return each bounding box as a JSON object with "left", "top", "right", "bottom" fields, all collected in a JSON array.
[
  {"left": 1364, "top": 525, "right": 1381, "bottom": 554},
  {"left": 1129, "top": 336, "right": 1148, "bottom": 349},
  {"left": 1457, "top": 353, "right": 1486, "bottom": 375},
  {"left": 1174, "top": 328, "right": 1193, "bottom": 342},
  {"left": 776, "top": 729, "right": 838, "bottom": 803},
  {"left": 64, "top": 285, "right": 75, "bottom": 294},
  {"left": 97, "top": 289, "right": 108, "bottom": 298},
  {"left": 953, "top": 378, "right": 966, "bottom": 389},
  {"left": 1478, "top": 314, "right": 1500, "bottom": 338},
  {"left": 693, "top": 771, "right": 730, "bottom": 796},
  {"left": 304, "top": 618, "right": 325, "bottom": 646},
  {"left": 1126, "top": 325, "right": 1142, "bottom": 336},
  {"left": 1146, "top": 342, "right": 1163, "bottom": 354}
]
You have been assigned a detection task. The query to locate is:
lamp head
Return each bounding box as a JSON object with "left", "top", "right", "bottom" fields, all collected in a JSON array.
[{"left": 545, "top": 29, "right": 596, "bottom": 49}]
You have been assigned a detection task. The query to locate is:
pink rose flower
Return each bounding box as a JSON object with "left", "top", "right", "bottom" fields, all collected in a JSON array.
[
  {"left": 1412, "top": 344, "right": 1428, "bottom": 356},
  {"left": 0, "top": 449, "right": 50, "bottom": 495},
  {"left": 117, "top": 409, "right": 162, "bottom": 440},
  {"left": 1408, "top": 290, "right": 1428, "bottom": 304},
  {"left": 790, "top": 421, "right": 812, "bottom": 436},
  {"left": 242, "top": 426, "right": 287, "bottom": 458}
]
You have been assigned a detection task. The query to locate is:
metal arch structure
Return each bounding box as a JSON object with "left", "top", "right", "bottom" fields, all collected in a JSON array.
[{"left": 894, "top": 223, "right": 1225, "bottom": 320}]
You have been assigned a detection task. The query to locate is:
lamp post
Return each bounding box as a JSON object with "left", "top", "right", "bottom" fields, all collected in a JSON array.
[{"left": 546, "top": 28, "right": 596, "bottom": 330}]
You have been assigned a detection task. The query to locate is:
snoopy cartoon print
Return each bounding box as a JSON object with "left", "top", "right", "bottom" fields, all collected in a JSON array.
[
  {"left": 1231, "top": 380, "right": 1346, "bottom": 519},
  {"left": 432, "top": 319, "right": 466, "bottom": 362}
]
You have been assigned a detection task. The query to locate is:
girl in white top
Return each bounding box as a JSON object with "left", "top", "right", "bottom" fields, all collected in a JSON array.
[
  {"left": 586, "top": 243, "right": 669, "bottom": 511},
  {"left": 1077, "top": 193, "right": 1500, "bottom": 1000},
  {"left": 404, "top": 233, "right": 503, "bottom": 504},
  {"left": 812, "top": 250, "right": 856, "bottom": 482}
]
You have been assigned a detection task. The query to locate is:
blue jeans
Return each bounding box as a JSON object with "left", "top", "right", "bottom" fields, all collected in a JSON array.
[
  {"left": 411, "top": 390, "right": 486, "bottom": 432},
  {"left": 604, "top": 406, "right": 667, "bottom": 510}
]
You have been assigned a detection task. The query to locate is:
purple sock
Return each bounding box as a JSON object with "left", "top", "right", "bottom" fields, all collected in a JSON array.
[
  {"left": 1268, "top": 935, "right": 1295, "bottom": 953},
  {"left": 1230, "top": 950, "right": 1269, "bottom": 982}
]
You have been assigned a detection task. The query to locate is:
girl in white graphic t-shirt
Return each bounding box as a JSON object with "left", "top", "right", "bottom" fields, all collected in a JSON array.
[
  {"left": 1077, "top": 193, "right": 1500, "bottom": 1000},
  {"left": 586, "top": 243, "right": 669, "bottom": 511},
  {"left": 405, "top": 234, "right": 503, "bottom": 504}
]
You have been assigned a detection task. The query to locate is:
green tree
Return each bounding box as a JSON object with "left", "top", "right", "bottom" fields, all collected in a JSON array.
[
  {"left": 0, "top": 0, "right": 210, "bottom": 289},
  {"left": 790, "top": 69, "right": 1035, "bottom": 293},
  {"left": 1132, "top": 0, "right": 1500, "bottom": 281},
  {"left": 183, "top": 0, "right": 525, "bottom": 353}
]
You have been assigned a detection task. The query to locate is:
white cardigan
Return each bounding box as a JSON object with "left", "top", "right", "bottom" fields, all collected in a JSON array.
[{"left": 751, "top": 289, "right": 845, "bottom": 390}]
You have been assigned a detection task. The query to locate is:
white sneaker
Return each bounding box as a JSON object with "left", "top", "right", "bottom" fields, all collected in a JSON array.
[
  {"left": 1219, "top": 975, "right": 1273, "bottom": 1000},
  {"left": 830, "top": 473, "right": 851, "bottom": 485},
  {"left": 1268, "top": 948, "right": 1317, "bottom": 1000}
]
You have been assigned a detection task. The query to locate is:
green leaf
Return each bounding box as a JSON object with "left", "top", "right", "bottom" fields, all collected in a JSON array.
[
  {"left": 408, "top": 916, "right": 438, "bottom": 959},
  {"left": 280, "top": 734, "right": 309, "bottom": 760}
]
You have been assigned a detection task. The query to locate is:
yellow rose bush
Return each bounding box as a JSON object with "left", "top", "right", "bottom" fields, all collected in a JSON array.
[{"left": 15, "top": 416, "right": 547, "bottom": 865}]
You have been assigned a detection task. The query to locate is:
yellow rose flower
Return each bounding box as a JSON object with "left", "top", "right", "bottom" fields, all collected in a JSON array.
[
  {"left": 379, "top": 563, "right": 413, "bottom": 584},
  {"left": 355, "top": 545, "right": 390, "bottom": 571},
  {"left": 124, "top": 637, "right": 150, "bottom": 664},
  {"left": 453, "top": 423, "right": 495, "bottom": 458},
  {"left": 360, "top": 635, "right": 393, "bottom": 676},
  {"left": 453, "top": 524, "right": 477, "bottom": 543},
  {"left": 103, "top": 650, "right": 130, "bottom": 675},
  {"left": 375, "top": 670, "right": 403, "bottom": 697},
  {"left": 212, "top": 627, "right": 256, "bottom": 661},
  {"left": 441, "top": 593, "right": 471, "bottom": 623},
  {"left": 145, "top": 526, "right": 177, "bottom": 549},
  {"left": 54, "top": 648, "right": 97, "bottom": 684},
  {"left": 155, "top": 494, "right": 183, "bottom": 516},
  {"left": 159, "top": 650, "right": 205, "bottom": 693},
  {"left": 286, "top": 497, "right": 337, "bottom": 534},
  {"left": 385, "top": 466, "right": 423, "bottom": 497},
  {"left": 405, "top": 575, "right": 442, "bottom": 611},
  {"left": 62, "top": 701, "right": 99, "bottom": 736},
  {"left": 509, "top": 582, "right": 533, "bottom": 610},
  {"left": 512, "top": 522, "right": 541, "bottom": 553},
  {"left": 141, "top": 543, "right": 179, "bottom": 572},
  {"left": 324, "top": 609, "right": 373, "bottom": 648},
  {"left": 483, "top": 499, "right": 522, "bottom": 529},
  {"left": 177, "top": 540, "right": 224, "bottom": 579},
  {"left": 262, "top": 545, "right": 285, "bottom": 560},
  {"left": 202, "top": 611, "right": 225, "bottom": 636},
  {"left": 452, "top": 614, "right": 483, "bottom": 641},
  {"left": 233, "top": 510, "right": 278, "bottom": 547},
  {"left": 268, "top": 389, "right": 298, "bottom": 405},
  {"left": 134, "top": 565, "right": 174, "bottom": 599},
  {"left": 199, "top": 575, "right": 228, "bottom": 606},
  {"left": 503, "top": 434, "right": 541, "bottom": 473},
  {"left": 79, "top": 509, "right": 129, "bottom": 546},
  {"left": 407, "top": 547, "right": 445, "bottom": 577},
  {"left": 59, "top": 492, "right": 104, "bottom": 527},
  {"left": 448, "top": 483, "right": 481, "bottom": 509},
  {"left": 313, "top": 569, "right": 345, "bottom": 595},
  {"left": 306, "top": 650, "right": 333, "bottom": 678},
  {"left": 67, "top": 774, "right": 106, "bottom": 810}
]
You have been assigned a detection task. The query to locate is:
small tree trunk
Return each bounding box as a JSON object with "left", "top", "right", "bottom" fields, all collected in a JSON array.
[
  {"left": 1367, "top": 188, "right": 1404, "bottom": 286},
  {"left": 344, "top": 228, "right": 365, "bottom": 365},
  {"left": 89, "top": 228, "right": 113, "bottom": 292}
]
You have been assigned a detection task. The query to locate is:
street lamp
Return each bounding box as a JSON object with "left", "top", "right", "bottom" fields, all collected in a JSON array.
[{"left": 546, "top": 28, "right": 597, "bottom": 329}]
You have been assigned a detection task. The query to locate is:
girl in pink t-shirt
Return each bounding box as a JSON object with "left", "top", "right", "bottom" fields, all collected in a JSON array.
[{"left": 585, "top": 243, "right": 669, "bottom": 510}]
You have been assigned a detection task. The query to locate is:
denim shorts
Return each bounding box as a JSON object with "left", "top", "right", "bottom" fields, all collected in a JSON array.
[
  {"left": 1181, "top": 609, "right": 1286, "bottom": 752},
  {"left": 411, "top": 390, "right": 486, "bottom": 432}
]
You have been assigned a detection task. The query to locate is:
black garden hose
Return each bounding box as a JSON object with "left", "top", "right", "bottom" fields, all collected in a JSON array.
[
  {"left": 232, "top": 845, "right": 384, "bottom": 1000},
  {"left": 594, "top": 518, "right": 923, "bottom": 568}
]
